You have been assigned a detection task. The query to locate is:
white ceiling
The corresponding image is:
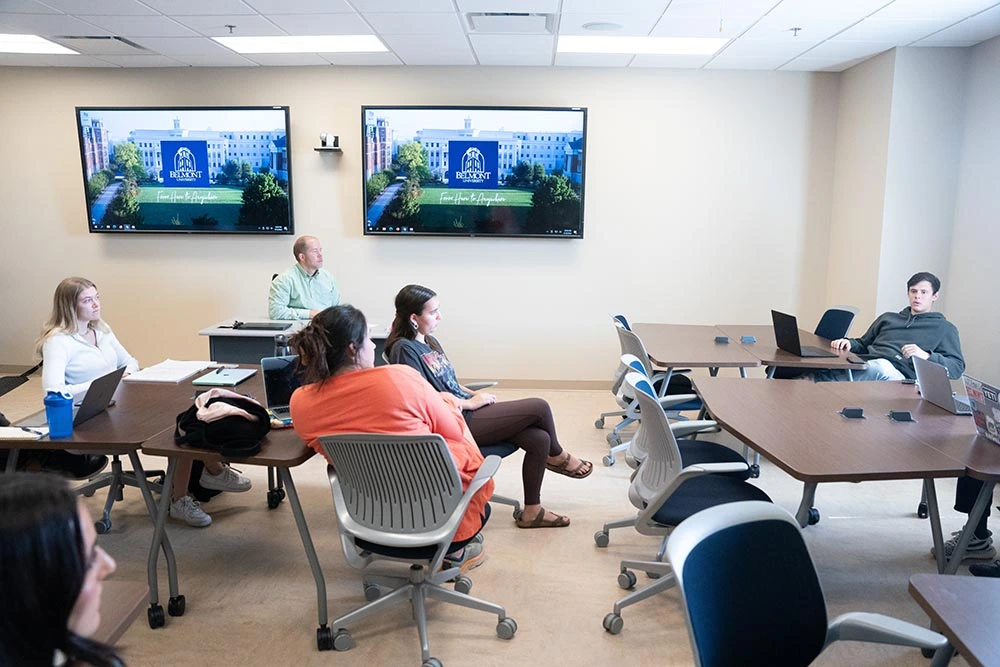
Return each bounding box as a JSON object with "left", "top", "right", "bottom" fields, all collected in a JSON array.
[{"left": 1, "top": 0, "right": 999, "bottom": 71}]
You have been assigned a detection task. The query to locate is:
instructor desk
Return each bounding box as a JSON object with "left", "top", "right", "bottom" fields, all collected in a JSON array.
[{"left": 199, "top": 318, "right": 388, "bottom": 366}]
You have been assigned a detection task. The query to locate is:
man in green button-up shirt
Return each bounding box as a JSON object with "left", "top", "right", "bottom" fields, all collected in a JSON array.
[{"left": 268, "top": 235, "right": 341, "bottom": 320}]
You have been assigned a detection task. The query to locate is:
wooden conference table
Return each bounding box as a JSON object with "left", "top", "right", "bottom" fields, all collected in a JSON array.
[
  {"left": 909, "top": 573, "right": 1000, "bottom": 667},
  {"left": 693, "top": 378, "right": 1000, "bottom": 574}
]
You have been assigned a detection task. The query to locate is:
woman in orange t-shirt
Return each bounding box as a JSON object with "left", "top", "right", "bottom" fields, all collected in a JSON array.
[{"left": 289, "top": 305, "right": 492, "bottom": 571}]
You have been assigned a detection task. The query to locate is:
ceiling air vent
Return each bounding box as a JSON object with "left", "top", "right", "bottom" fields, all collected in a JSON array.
[
  {"left": 466, "top": 12, "right": 554, "bottom": 34},
  {"left": 50, "top": 35, "right": 149, "bottom": 56}
]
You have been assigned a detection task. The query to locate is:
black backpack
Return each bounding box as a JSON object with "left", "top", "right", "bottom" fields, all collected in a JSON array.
[{"left": 174, "top": 394, "right": 271, "bottom": 459}]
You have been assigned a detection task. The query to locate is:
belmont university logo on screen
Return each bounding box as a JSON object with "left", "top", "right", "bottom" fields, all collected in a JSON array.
[
  {"left": 449, "top": 141, "right": 498, "bottom": 189},
  {"left": 161, "top": 140, "right": 209, "bottom": 188}
]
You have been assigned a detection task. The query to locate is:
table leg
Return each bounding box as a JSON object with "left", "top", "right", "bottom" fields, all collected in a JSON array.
[
  {"left": 941, "top": 480, "right": 996, "bottom": 575},
  {"left": 278, "top": 469, "right": 330, "bottom": 636},
  {"left": 847, "top": 368, "right": 854, "bottom": 382},
  {"left": 740, "top": 367, "right": 748, "bottom": 379},
  {"left": 656, "top": 368, "right": 675, "bottom": 398},
  {"left": 5, "top": 448, "right": 19, "bottom": 472},
  {"left": 709, "top": 367, "right": 719, "bottom": 377},
  {"left": 143, "top": 456, "right": 182, "bottom": 628},
  {"left": 795, "top": 482, "right": 819, "bottom": 528},
  {"left": 924, "top": 479, "right": 945, "bottom": 573}
]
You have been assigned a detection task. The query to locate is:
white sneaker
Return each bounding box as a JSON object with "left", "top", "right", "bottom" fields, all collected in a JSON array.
[
  {"left": 200, "top": 464, "right": 252, "bottom": 493},
  {"left": 169, "top": 496, "right": 212, "bottom": 527}
]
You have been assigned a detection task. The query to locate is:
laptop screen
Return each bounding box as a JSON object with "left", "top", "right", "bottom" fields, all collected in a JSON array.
[{"left": 261, "top": 355, "right": 301, "bottom": 410}]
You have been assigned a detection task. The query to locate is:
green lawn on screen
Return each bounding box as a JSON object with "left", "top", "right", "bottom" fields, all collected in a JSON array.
[
  {"left": 135, "top": 185, "right": 244, "bottom": 227},
  {"left": 416, "top": 186, "right": 533, "bottom": 207}
]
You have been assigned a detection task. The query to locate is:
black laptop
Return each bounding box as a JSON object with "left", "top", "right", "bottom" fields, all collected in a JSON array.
[
  {"left": 19, "top": 366, "right": 126, "bottom": 429},
  {"left": 771, "top": 310, "right": 838, "bottom": 358},
  {"left": 260, "top": 355, "right": 301, "bottom": 421}
]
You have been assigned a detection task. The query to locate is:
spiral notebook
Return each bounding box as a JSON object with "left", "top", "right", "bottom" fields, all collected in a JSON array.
[
  {"left": 191, "top": 368, "right": 257, "bottom": 387},
  {"left": 0, "top": 425, "right": 49, "bottom": 440}
]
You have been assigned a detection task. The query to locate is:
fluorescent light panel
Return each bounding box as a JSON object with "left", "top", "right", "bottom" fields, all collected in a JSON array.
[
  {"left": 0, "top": 34, "right": 79, "bottom": 55},
  {"left": 213, "top": 35, "right": 387, "bottom": 54},
  {"left": 558, "top": 35, "right": 728, "bottom": 55}
]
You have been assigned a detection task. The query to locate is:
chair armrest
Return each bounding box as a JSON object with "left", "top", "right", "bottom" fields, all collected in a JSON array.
[
  {"left": 466, "top": 381, "right": 498, "bottom": 391},
  {"left": 657, "top": 394, "right": 699, "bottom": 409},
  {"left": 669, "top": 420, "right": 718, "bottom": 438},
  {"left": 634, "top": 462, "right": 751, "bottom": 534},
  {"left": 826, "top": 612, "right": 949, "bottom": 651}
]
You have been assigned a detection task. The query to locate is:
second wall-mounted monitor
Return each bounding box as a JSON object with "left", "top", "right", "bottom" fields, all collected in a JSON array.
[
  {"left": 76, "top": 106, "right": 293, "bottom": 235},
  {"left": 363, "top": 105, "right": 587, "bottom": 238}
]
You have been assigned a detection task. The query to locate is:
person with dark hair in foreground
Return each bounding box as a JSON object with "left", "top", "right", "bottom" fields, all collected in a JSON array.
[
  {"left": 289, "top": 305, "right": 492, "bottom": 572},
  {"left": 385, "top": 284, "right": 591, "bottom": 529},
  {"left": 0, "top": 473, "right": 122, "bottom": 667}
]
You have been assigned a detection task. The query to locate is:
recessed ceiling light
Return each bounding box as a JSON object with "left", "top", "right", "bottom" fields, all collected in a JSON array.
[
  {"left": 582, "top": 22, "right": 623, "bottom": 32},
  {"left": 213, "top": 35, "right": 387, "bottom": 54},
  {"left": 0, "top": 34, "right": 79, "bottom": 55},
  {"left": 558, "top": 35, "right": 728, "bottom": 55}
]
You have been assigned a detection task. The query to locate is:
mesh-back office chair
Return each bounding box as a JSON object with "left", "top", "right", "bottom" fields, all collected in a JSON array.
[
  {"left": 0, "top": 361, "right": 40, "bottom": 398},
  {"left": 769, "top": 306, "right": 859, "bottom": 380},
  {"left": 601, "top": 373, "right": 771, "bottom": 635},
  {"left": 666, "top": 501, "right": 951, "bottom": 667},
  {"left": 319, "top": 434, "right": 516, "bottom": 666}
]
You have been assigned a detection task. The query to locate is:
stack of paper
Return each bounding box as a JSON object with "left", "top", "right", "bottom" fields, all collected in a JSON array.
[
  {"left": 123, "top": 359, "right": 216, "bottom": 384},
  {"left": 0, "top": 425, "right": 49, "bottom": 440}
]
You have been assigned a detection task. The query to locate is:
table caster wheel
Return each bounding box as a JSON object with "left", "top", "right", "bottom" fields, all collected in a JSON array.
[
  {"left": 602, "top": 455, "right": 615, "bottom": 466},
  {"left": 749, "top": 464, "right": 760, "bottom": 478},
  {"left": 603, "top": 612, "right": 623, "bottom": 634},
  {"left": 594, "top": 418, "right": 605, "bottom": 429},
  {"left": 82, "top": 489, "right": 96, "bottom": 498},
  {"left": 454, "top": 575, "right": 473, "bottom": 595},
  {"left": 496, "top": 617, "right": 517, "bottom": 639},
  {"left": 167, "top": 595, "right": 185, "bottom": 617},
  {"left": 333, "top": 629, "right": 354, "bottom": 651},
  {"left": 808, "top": 508, "right": 820, "bottom": 525},
  {"left": 618, "top": 569, "right": 637, "bottom": 590},
  {"left": 594, "top": 530, "right": 610, "bottom": 547},
  {"left": 317, "top": 626, "right": 334, "bottom": 651},
  {"left": 921, "top": 647, "right": 937, "bottom": 659},
  {"left": 512, "top": 507, "right": 522, "bottom": 520},
  {"left": 267, "top": 490, "right": 282, "bottom": 509},
  {"left": 606, "top": 433, "right": 621, "bottom": 445},
  {"left": 363, "top": 583, "right": 381, "bottom": 601},
  {"left": 276, "top": 488, "right": 286, "bottom": 501},
  {"left": 422, "top": 658, "right": 443, "bottom": 667},
  {"left": 147, "top": 604, "right": 165, "bottom": 629},
  {"left": 95, "top": 519, "right": 111, "bottom": 535},
  {"left": 917, "top": 502, "right": 929, "bottom": 519}
]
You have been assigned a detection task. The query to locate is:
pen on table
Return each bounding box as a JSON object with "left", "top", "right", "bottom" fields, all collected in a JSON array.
[
  {"left": 20, "top": 427, "right": 45, "bottom": 436},
  {"left": 216, "top": 367, "right": 224, "bottom": 374}
]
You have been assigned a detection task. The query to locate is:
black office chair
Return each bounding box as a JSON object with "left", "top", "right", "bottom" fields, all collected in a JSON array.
[
  {"left": 769, "top": 306, "right": 858, "bottom": 380},
  {"left": 0, "top": 361, "right": 41, "bottom": 398},
  {"left": 665, "top": 501, "right": 951, "bottom": 666}
]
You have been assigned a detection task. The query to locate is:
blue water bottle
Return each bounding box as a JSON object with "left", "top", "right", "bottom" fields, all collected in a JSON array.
[{"left": 44, "top": 391, "right": 74, "bottom": 438}]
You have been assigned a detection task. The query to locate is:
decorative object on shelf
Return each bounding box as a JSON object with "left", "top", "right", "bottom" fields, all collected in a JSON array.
[{"left": 320, "top": 133, "right": 339, "bottom": 148}]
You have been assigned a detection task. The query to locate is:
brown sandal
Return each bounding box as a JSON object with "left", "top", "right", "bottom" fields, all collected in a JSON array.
[
  {"left": 515, "top": 507, "right": 570, "bottom": 529},
  {"left": 545, "top": 453, "right": 593, "bottom": 479}
]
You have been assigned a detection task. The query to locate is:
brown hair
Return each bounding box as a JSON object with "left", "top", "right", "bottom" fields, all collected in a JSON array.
[
  {"left": 290, "top": 305, "right": 368, "bottom": 385},
  {"left": 385, "top": 284, "right": 440, "bottom": 357}
]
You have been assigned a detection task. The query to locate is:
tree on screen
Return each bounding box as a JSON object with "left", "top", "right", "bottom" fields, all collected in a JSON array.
[
  {"left": 102, "top": 179, "right": 143, "bottom": 227},
  {"left": 111, "top": 142, "right": 147, "bottom": 182},
  {"left": 387, "top": 178, "right": 421, "bottom": 221},
  {"left": 395, "top": 142, "right": 432, "bottom": 183},
  {"left": 240, "top": 161, "right": 254, "bottom": 183},
  {"left": 239, "top": 172, "right": 288, "bottom": 227},
  {"left": 528, "top": 174, "right": 580, "bottom": 232}
]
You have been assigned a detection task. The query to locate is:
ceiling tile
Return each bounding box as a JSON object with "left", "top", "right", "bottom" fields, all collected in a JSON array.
[
  {"left": 703, "top": 54, "right": 786, "bottom": 70},
  {"left": 650, "top": 13, "right": 760, "bottom": 38},
  {"left": 833, "top": 17, "right": 953, "bottom": 43},
  {"left": 662, "top": 0, "right": 778, "bottom": 20},
  {"left": 780, "top": 55, "right": 872, "bottom": 71},
  {"left": 266, "top": 13, "right": 372, "bottom": 36},
  {"left": 763, "top": 0, "right": 893, "bottom": 22},
  {"left": 171, "top": 15, "right": 286, "bottom": 37},
  {"left": 350, "top": 0, "right": 455, "bottom": 13},
  {"left": 93, "top": 54, "right": 187, "bottom": 66},
  {"left": 0, "top": 13, "right": 111, "bottom": 35},
  {"left": 130, "top": 37, "right": 235, "bottom": 55},
  {"left": 81, "top": 15, "right": 200, "bottom": 37},
  {"left": 717, "top": 38, "right": 820, "bottom": 59},
  {"left": 742, "top": 15, "right": 860, "bottom": 41},
  {"left": 393, "top": 44, "right": 476, "bottom": 65},
  {"left": 0, "top": 52, "right": 116, "bottom": 66},
  {"left": 559, "top": 11, "right": 665, "bottom": 36},
  {"left": 363, "top": 12, "right": 464, "bottom": 35},
  {"left": 803, "top": 40, "right": 894, "bottom": 60},
  {"left": 48, "top": 35, "right": 149, "bottom": 55},
  {"left": 244, "top": 0, "right": 353, "bottom": 13},
  {"left": 324, "top": 51, "right": 403, "bottom": 65},
  {"left": 912, "top": 39, "right": 981, "bottom": 46},
  {"left": 139, "top": 0, "right": 257, "bottom": 16},
  {"left": 37, "top": 0, "right": 156, "bottom": 15},
  {"left": 561, "top": 0, "right": 668, "bottom": 12},
  {"left": 553, "top": 52, "right": 634, "bottom": 66},
  {"left": 0, "top": 0, "right": 60, "bottom": 13},
  {"left": 477, "top": 52, "right": 552, "bottom": 65},
  {"left": 871, "top": 0, "right": 1000, "bottom": 21},
  {"left": 169, "top": 53, "right": 259, "bottom": 66},
  {"left": 914, "top": 4, "right": 1000, "bottom": 43},
  {"left": 629, "top": 53, "right": 713, "bottom": 67},
  {"left": 469, "top": 33, "right": 553, "bottom": 55},
  {"left": 457, "top": 0, "right": 560, "bottom": 11}
]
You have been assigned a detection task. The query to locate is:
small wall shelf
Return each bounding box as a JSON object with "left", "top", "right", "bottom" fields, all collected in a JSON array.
[{"left": 314, "top": 146, "right": 342, "bottom": 153}]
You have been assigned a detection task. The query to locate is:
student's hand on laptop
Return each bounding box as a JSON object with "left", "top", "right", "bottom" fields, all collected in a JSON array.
[
  {"left": 901, "top": 344, "right": 930, "bottom": 360},
  {"left": 831, "top": 338, "right": 851, "bottom": 351}
]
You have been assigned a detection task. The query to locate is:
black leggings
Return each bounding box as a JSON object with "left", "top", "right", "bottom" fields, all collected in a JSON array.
[
  {"left": 956, "top": 475, "right": 994, "bottom": 539},
  {"left": 466, "top": 397, "right": 563, "bottom": 506}
]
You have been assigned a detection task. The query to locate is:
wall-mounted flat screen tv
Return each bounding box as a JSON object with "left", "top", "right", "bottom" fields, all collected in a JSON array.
[
  {"left": 75, "top": 106, "right": 293, "bottom": 235},
  {"left": 363, "top": 105, "right": 586, "bottom": 238}
]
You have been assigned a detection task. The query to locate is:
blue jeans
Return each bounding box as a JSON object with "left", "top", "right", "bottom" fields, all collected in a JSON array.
[{"left": 811, "top": 358, "right": 905, "bottom": 382}]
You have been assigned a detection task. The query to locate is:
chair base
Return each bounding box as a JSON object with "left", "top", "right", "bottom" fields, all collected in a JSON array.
[
  {"left": 331, "top": 564, "right": 514, "bottom": 663},
  {"left": 489, "top": 493, "right": 522, "bottom": 519},
  {"left": 76, "top": 454, "right": 164, "bottom": 534}
]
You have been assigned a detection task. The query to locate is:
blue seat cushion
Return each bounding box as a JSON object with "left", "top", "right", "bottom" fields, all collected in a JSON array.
[
  {"left": 652, "top": 476, "right": 771, "bottom": 526},
  {"left": 678, "top": 439, "right": 750, "bottom": 480}
]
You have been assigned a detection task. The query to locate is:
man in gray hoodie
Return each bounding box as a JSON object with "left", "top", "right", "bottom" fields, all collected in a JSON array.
[{"left": 827, "top": 271, "right": 965, "bottom": 381}]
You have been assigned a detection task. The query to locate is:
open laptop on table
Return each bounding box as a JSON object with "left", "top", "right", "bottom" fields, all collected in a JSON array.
[
  {"left": 962, "top": 375, "right": 1000, "bottom": 445},
  {"left": 261, "top": 355, "right": 301, "bottom": 422},
  {"left": 771, "top": 310, "right": 838, "bottom": 358},
  {"left": 913, "top": 356, "right": 972, "bottom": 415},
  {"left": 19, "top": 366, "right": 126, "bottom": 428}
]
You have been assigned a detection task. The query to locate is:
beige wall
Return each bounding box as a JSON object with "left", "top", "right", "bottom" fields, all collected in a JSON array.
[
  {"left": 0, "top": 65, "right": 839, "bottom": 380},
  {"left": 948, "top": 35, "right": 1000, "bottom": 381}
]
